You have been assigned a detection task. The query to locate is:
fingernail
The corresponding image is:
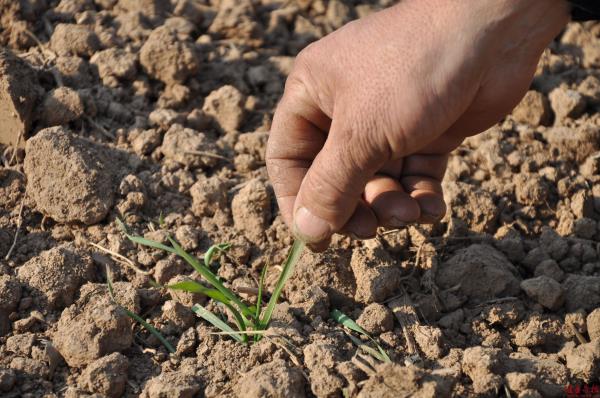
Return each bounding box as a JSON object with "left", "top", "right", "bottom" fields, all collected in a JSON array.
[
  {"left": 293, "top": 207, "right": 331, "bottom": 243},
  {"left": 388, "top": 217, "right": 408, "bottom": 228}
]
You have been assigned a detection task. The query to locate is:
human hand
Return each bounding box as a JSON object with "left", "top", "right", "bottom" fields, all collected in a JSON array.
[{"left": 267, "top": 0, "right": 569, "bottom": 250}]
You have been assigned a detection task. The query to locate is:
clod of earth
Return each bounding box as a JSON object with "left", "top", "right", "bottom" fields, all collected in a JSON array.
[{"left": 0, "top": 48, "right": 41, "bottom": 148}]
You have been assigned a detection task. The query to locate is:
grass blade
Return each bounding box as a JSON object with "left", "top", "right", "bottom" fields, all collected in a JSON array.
[
  {"left": 255, "top": 263, "right": 268, "bottom": 320},
  {"left": 332, "top": 309, "right": 391, "bottom": 363},
  {"left": 260, "top": 240, "right": 305, "bottom": 329},
  {"left": 166, "top": 280, "right": 230, "bottom": 303},
  {"left": 347, "top": 333, "right": 388, "bottom": 363},
  {"left": 204, "top": 243, "right": 231, "bottom": 268},
  {"left": 254, "top": 263, "right": 269, "bottom": 342},
  {"left": 106, "top": 267, "right": 175, "bottom": 353},
  {"left": 168, "top": 237, "right": 254, "bottom": 320},
  {"left": 117, "top": 219, "right": 176, "bottom": 254},
  {"left": 192, "top": 304, "right": 244, "bottom": 343},
  {"left": 331, "top": 309, "right": 369, "bottom": 335}
]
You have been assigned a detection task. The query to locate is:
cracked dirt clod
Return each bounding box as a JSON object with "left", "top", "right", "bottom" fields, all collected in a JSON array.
[
  {"left": 202, "top": 85, "right": 246, "bottom": 132},
  {"left": 436, "top": 244, "right": 521, "bottom": 304},
  {"left": 0, "top": 48, "right": 41, "bottom": 147},
  {"left": 50, "top": 23, "right": 100, "bottom": 57},
  {"left": 0, "top": 275, "right": 21, "bottom": 336},
  {"left": 140, "top": 372, "right": 201, "bottom": 398},
  {"left": 52, "top": 283, "right": 138, "bottom": 367},
  {"left": 17, "top": 244, "right": 95, "bottom": 310},
  {"left": 233, "top": 359, "right": 305, "bottom": 398},
  {"left": 38, "top": 87, "right": 85, "bottom": 127},
  {"left": 78, "top": 352, "right": 129, "bottom": 398},
  {"left": 231, "top": 178, "right": 271, "bottom": 241},
  {"left": 357, "top": 363, "right": 452, "bottom": 398},
  {"left": 24, "top": 127, "right": 120, "bottom": 225},
  {"left": 520, "top": 276, "right": 565, "bottom": 310},
  {"left": 160, "top": 124, "right": 219, "bottom": 168},
  {"left": 90, "top": 48, "right": 138, "bottom": 82},
  {"left": 140, "top": 26, "right": 200, "bottom": 85}
]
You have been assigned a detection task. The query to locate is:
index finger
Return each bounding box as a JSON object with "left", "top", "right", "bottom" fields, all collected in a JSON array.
[{"left": 266, "top": 79, "right": 330, "bottom": 227}]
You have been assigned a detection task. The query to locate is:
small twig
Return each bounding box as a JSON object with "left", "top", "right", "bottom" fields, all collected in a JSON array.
[
  {"left": 183, "top": 150, "right": 231, "bottom": 162},
  {"left": 85, "top": 116, "right": 116, "bottom": 140},
  {"left": 351, "top": 355, "right": 376, "bottom": 377},
  {"left": 88, "top": 241, "right": 150, "bottom": 275},
  {"left": 40, "top": 215, "right": 49, "bottom": 231},
  {"left": 234, "top": 286, "right": 260, "bottom": 296},
  {"left": 8, "top": 133, "right": 22, "bottom": 165},
  {"left": 474, "top": 296, "right": 519, "bottom": 308},
  {"left": 5, "top": 199, "right": 25, "bottom": 261},
  {"left": 567, "top": 322, "right": 588, "bottom": 345}
]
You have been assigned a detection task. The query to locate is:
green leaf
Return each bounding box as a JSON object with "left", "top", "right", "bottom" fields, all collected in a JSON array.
[
  {"left": 347, "top": 333, "right": 389, "bottom": 363},
  {"left": 331, "top": 309, "right": 369, "bottom": 335},
  {"left": 116, "top": 218, "right": 176, "bottom": 254},
  {"left": 168, "top": 237, "right": 254, "bottom": 320},
  {"left": 204, "top": 243, "right": 231, "bottom": 268},
  {"left": 106, "top": 267, "right": 175, "bottom": 354},
  {"left": 254, "top": 263, "right": 269, "bottom": 342},
  {"left": 192, "top": 304, "right": 244, "bottom": 343},
  {"left": 255, "top": 263, "right": 268, "bottom": 320},
  {"left": 260, "top": 240, "right": 305, "bottom": 329},
  {"left": 332, "top": 309, "right": 391, "bottom": 363},
  {"left": 166, "top": 280, "right": 230, "bottom": 303}
]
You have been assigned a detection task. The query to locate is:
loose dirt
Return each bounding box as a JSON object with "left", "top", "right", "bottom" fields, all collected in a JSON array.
[{"left": 0, "top": 1, "right": 599, "bottom": 397}]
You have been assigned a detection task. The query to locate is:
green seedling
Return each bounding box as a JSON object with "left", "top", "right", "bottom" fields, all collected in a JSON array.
[
  {"left": 117, "top": 219, "right": 305, "bottom": 345},
  {"left": 331, "top": 309, "right": 391, "bottom": 363},
  {"left": 106, "top": 267, "right": 176, "bottom": 353}
]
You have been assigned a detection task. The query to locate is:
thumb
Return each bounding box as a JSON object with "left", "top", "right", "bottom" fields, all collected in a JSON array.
[{"left": 293, "top": 118, "right": 390, "bottom": 244}]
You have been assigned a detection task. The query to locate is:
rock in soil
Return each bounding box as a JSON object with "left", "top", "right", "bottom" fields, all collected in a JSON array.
[
  {"left": 462, "top": 346, "right": 504, "bottom": 395},
  {"left": 231, "top": 178, "right": 271, "bottom": 241},
  {"left": 90, "top": 48, "right": 138, "bottom": 82},
  {"left": 233, "top": 359, "right": 305, "bottom": 398},
  {"left": 78, "top": 352, "right": 129, "bottom": 398},
  {"left": 350, "top": 242, "right": 403, "bottom": 303},
  {"left": 0, "top": 275, "right": 21, "bottom": 336},
  {"left": 0, "top": 48, "right": 41, "bottom": 147},
  {"left": 549, "top": 86, "right": 586, "bottom": 122},
  {"left": 357, "top": 303, "right": 394, "bottom": 334},
  {"left": 160, "top": 124, "right": 219, "bottom": 168},
  {"left": 512, "top": 90, "right": 552, "bottom": 126},
  {"left": 587, "top": 308, "right": 600, "bottom": 341},
  {"left": 24, "top": 127, "right": 121, "bottom": 225},
  {"left": 520, "top": 276, "right": 565, "bottom": 310},
  {"left": 562, "top": 275, "right": 600, "bottom": 312},
  {"left": 436, "top": 244, "right": 521, "bottom": 304},
  {"left": 190, "top": 175, "right": 228, "bottom": 217},
  {"left": 0, "top": 368, "right": 16, "bottom": 392},
  {"left": 17, "top": 244, "right": 95, "bottom": 310},
  {"left": 52, "top": 283, "right": 138, "bottom": 367},
  {"left": 140, "top": 372, "right": 202, "bottom": 398},
  {"left": 38, "top": 87, "right": 85, "bottom": 127},
  {"left": 358, "top": 363, "right": 452, "bottom": 397},
  {"left": 562, "top": 340, "right": 600, "bottom": 382},
  {"left": 303, "top": 341, "right": 347, "bottom": 397},
  {"left": 50, "top": 23, "right": 100, "bottom": 57},
  {"left": 140, "top": 26, "right": 200, "bottom": 85},
  {"left": 202, "top": 85, "right": 246, "bottom": 132}
]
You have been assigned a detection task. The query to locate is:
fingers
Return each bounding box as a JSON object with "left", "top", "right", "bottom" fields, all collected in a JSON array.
[
  {"left": 292, "top": 117, "right": 390, "bottom": 244},
  {"left": 371, "top": 154, "right": 447, "bottom": 225},
  {"left": 363, "top": 175, "right": 420, "bottom": 228},
  {"left": 401, "top": 176, "right": 446, "bottom": 223},
  {"left": 341, "top": 200, "right": 378, "bottom": 240},
  {"left": 266, "top": 79, "right": 329, "bottom": 228}
]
